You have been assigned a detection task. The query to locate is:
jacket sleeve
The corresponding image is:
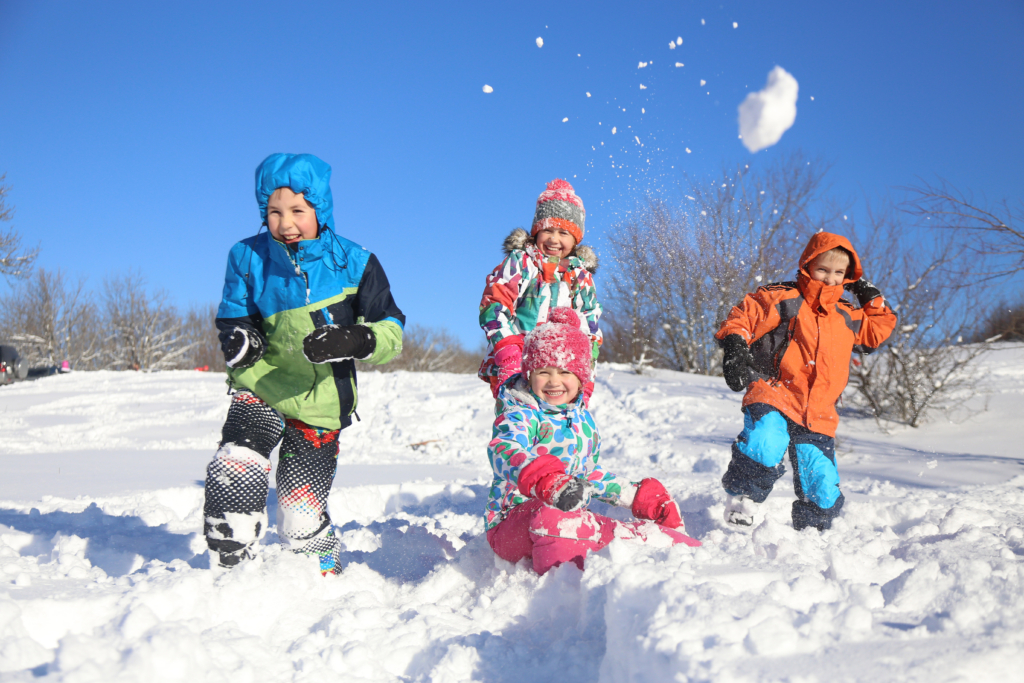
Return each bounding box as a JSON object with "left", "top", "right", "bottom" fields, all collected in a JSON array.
[
  {"left": 354, "top": 253, "right": 405, "bottom": 365},
  {"left": 215, "top": 241, "right": 266, "bottom": 346},
  {"left": 715, "top": 288, "right": 780, "bottom": 344},
  {"left": 574, "top": 268, "right": 604, "bottom": 361},
  {"left": 479, "top": 251, "right": 528, "bottom": 345},
  {"left": 853, "top": 296, "right": 898, "bottom": 352},
  {"left": 487, "top": 399, "right": 540, "bottom": 489}
]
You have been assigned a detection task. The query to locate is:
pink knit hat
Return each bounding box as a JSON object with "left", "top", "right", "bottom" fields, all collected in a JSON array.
[
  {"left": 532, "top": 179, "right": 585, "bottom": 245},
  {"left": 521, "top": 308, "right": 592, "bottom": 385}
]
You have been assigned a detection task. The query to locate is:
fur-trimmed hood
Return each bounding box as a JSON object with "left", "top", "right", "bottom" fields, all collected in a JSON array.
[{"left": 501, "top": 227, "right": 598, "bottom": 274}]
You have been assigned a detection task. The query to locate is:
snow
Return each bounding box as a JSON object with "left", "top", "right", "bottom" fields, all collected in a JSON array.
[
  {"left": 1, "top": 347, "right": 1024, "bottom": 681},
  {"left": 482, "top": 85, "right": 493, "bottom": 94},
  {"left": 738, "top": 66, "right": 799, "bottom": 153},
  {"left": 562, "top": 117, "right": 569, "bottom": 123},
  {"left": 535, "top": 37, "right": 543, "bottom": 48}
]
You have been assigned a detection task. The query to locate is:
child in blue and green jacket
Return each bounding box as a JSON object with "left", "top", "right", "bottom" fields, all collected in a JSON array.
[{"left": 203, "top": 153, "right": 405, "bottom": 574}]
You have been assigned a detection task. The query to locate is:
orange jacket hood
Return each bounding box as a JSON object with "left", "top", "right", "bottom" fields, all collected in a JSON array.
[{"left": 798, "top": 232, "right": 863, "bottom": 284}]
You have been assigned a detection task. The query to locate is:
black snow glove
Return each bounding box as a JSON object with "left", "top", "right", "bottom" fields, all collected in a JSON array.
[
  {"left": 221, "top": 326, "right": 266, "bottom": 369},
  {"left": 551, "top": 477, "right": 591, "bottom": 513},
  {"left": 303, "top": 324, "right": 376, "bottom": 364},
  {"left": 721, "top": 333, "right": 755, "bottom": 392},
  {"left": 845, "top": 278, "right": 883, "bottom": 307}
]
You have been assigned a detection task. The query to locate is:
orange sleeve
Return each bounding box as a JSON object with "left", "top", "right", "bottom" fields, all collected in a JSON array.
[
  {"left": 716, "top": 289, "right": 779, "bottom": 343},
  {"left": 854, "top": 297, "right": 898, "bottom": 350}
]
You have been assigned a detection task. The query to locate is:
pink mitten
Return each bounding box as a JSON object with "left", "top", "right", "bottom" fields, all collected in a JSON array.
[
  {"left": 494, "top": 336, "right": 524, "bottom": 389},
  {"left": 518, "top": 454, "right": 586, "bottom": 511},
  {"left": 631, "top": 478, "right": 683, "bottom": 529},
  {"left": 582, "top": 381, "right": 595, "bottom": 407}
]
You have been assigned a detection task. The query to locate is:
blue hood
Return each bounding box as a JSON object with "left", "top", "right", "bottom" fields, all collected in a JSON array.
[{"left": 255, "top": 153, "right": 335, "bottom": 231}]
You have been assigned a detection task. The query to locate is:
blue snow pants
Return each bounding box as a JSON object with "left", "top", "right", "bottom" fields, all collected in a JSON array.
[{"left": 721, "top": 403, "right": 845, "bottom": 530}]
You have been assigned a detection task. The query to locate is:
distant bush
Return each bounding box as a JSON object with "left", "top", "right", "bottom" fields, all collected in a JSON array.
[{"left": 972, "top": 298, "right": 1024, "bottom": 343}]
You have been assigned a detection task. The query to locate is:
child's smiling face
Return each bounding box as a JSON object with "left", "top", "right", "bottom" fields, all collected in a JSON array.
[
  {"left": 535, "top": 226, "right": 576, "bottom": 258},
  {"left": 266, "top": 187, "right": 319, "bottom": 243},
  {"left": 807, "top": 251, "right": 850, "bottom": 287},
  {"left": 529, "top": 366, "right": 581, "bottom": 405}
]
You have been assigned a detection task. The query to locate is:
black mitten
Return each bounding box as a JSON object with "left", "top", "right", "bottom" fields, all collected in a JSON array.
[
  {"left": 551, "top": 477, "right": 591, "bottom": 512},
  {"left": 846, "top": 278, "right": 883, "bottom": 307},
  {"left": 303, "top": 324, "right": 376, "bottom": 364},
  {"left": 221, "top": 326, "right": 266, "bottom": 369},
  {"left": 721, "top": 334, "right": 755, "bottom": 392}
]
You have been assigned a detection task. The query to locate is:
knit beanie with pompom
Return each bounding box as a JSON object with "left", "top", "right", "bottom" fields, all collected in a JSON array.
[
  {"left": 521, "top": 307, "right": 592, "bottom": 385},
  {"left": 532, "top": 179, "right": 585, "bottom": 246}
]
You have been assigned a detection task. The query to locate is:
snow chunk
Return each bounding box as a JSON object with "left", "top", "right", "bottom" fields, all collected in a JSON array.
[
  {"left": 700, "top": 79, "right": 706, "bottom": 86},
  {"left": 733, "top": 22, "right": 739, "bottom": 29},
  {"left": 482, "top": 84, "right": 493, "bottom": 94},
  {"left": 640, "top": 84, "right": 647, "bottom": 90},
  {"left": 638, "top": 61, "right": 648, "bottom": 68},
  {"left": 586, "top": 92, "right": 591, "bottom": 97},
  {"left": 737, "top": 66, "right": 799, "bottom": 153},
  {"left": 669, "top": 41, "right": 676, "bottom": 49},
  {"left": 675, "top": 62, "right": 684, "bottom": 67},
  {"left": 536, "top": 37, "right": 543, "bottom": 48},
  {"left": 685, "top": 147, "right": 692, "bottom": 153},
  {"left": 562, "top": 117, "right": 569, "bottom": 123},
  {"left": 611, "top": 127, "right": 617, "bottom": 134},
  {"left": 677, "top": 36, "right": 683, "bottom": 43}
]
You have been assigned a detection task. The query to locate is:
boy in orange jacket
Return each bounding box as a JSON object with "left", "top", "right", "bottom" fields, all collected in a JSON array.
[{"left": 715, "top": 232, "right": 897, "bottom": 531}]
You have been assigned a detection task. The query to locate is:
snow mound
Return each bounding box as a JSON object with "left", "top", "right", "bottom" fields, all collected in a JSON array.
[{"left": 738, "top": 66, "right": 799, "bottom": 153}]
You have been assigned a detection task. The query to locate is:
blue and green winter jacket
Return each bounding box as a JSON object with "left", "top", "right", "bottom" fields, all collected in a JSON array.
[{"left": 217, "top": 153, "right": 405, "bottom": 430}]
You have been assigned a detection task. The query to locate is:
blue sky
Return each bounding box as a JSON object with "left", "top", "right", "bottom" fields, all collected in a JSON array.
[{"left": 1, "top": 1, "right": 1022, "bottom": 346}]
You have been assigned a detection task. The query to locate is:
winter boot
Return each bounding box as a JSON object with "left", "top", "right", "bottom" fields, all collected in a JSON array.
[{"left": 724, "top": 494, "right": 760, "bottom": 527}]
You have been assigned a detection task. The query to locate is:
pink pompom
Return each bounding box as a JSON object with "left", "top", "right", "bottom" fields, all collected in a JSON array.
[
  {"left": 545, "top": 307, "right": 581, "bottom": 327},
  {"left": 546, "top": 178, "right": 573, "bottom": 193}
]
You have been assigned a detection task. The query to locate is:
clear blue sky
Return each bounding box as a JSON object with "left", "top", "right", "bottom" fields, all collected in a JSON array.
[{"left": 2, "top": 1, "right": 1022, "bottom": 346}]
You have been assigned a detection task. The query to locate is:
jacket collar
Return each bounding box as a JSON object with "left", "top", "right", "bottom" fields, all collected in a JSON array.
[
  {"left": 265, "top": 232, "right": 328, "bottom": 270},
  {"left": 798, "top": 272, "right": 845, "bottom": 311}
]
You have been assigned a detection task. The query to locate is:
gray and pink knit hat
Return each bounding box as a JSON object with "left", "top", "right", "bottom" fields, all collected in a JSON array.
[
  {"left": 532, "top": 179, "right": 586, "bottom": 245},
  {"left": 522, "top": 308, "right": 592, "bottom": 385}
]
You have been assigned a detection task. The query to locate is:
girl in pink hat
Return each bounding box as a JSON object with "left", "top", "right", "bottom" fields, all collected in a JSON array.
[
  {"left": 485, "top": 308, "right": 700, "bottom": 575},
  {"left": 478, "top": 179, "right": 602, "bottom": 404}
]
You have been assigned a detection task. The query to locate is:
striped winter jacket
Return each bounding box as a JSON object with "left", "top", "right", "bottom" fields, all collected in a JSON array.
[
  {"left": 715, "top": 233, "right": 897, "bottom": 437},
  {"left": 478, "top": 228, "right": 601, "bottom": 381}
]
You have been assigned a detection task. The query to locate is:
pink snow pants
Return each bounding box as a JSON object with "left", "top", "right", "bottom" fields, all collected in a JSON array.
[{"left": 487, "top": 499, "right": 700, "bottom": 575}]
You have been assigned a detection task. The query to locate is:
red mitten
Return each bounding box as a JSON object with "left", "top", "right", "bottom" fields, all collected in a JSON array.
[
  {"left": 494, "top": 336, "right": 524, "bottom": 390},
  {"left": 582, "top": 381, "right": 595, "bottom": 407},
  {"left": 518, "top": 454, "right": 584, "bottom": 510},
  {"left": 632, "top": 478, "right": 683, "bottom": 529}
]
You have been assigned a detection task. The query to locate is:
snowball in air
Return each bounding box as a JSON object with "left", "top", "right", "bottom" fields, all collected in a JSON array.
[
  {"left": 677, "top": 36, "right": 682, "bottom": 43},
  {"left": 586, "top": 92, "right": 591, "bottom": 97},
  {"left": 536, "top": 37, "right": 543, "bottom": 48},
  {"left": 638, "top": 61, "right": 648, "bottom": 68},
  {"left": 482, "top": 84, "right": 493, "bottom": 94},
  {"left": 562, "top": 117, "right": 568, "bottom": 122},
  {"left": 640, "top": 84, "right": 647, "bottom": 89},
  {"left": 737, "top": 66, "right": 799, "bottom": 153},
  {"left": 685, "top": 148, "right": 692, "bottom": 153},
  {"left": 675, "top": 62, "right": 684, "bottom": 67},
  {"left": 733, "top": 22, "right": 738, "bottom": 28},
  {"left": 669, "top": 41, "right": 676, "bottom": 49},
  {"left": 611, "top": 127, "right": 617, "bottom": 134},
  {"left": 700, "top": 79, "right": 706, "bottom": 86}
]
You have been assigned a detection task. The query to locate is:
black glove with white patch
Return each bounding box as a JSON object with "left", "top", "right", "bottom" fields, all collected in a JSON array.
[
  {"left": 551, "top": 477, "right": 592, "bottom": 513},
  {"left": 721, "top": 334, "right": 755, "bottom": 392},
  {"left": 845, "top": 278, "right": 883, "bottom": 307},
  {"left": 302, "top": 324, "right": 376, "bottom": 364},
  {"left": 221, "top": 326, "right": 266, "bottom": 369}
]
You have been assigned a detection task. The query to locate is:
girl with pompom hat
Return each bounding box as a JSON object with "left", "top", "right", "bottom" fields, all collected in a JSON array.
[
  {"left": 478, "top": 179, "right": 602, "bottom": 404},
  {"left": 485, "top": 308, "right": 700, "bottom": 575}
]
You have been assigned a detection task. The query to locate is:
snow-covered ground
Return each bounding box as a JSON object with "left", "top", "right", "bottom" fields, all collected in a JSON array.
[{"left": 1, "top": 348, "right": 1022, "bottom": 682}]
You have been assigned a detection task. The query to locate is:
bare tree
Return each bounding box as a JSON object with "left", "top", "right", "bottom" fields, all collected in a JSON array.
[
  {"left": 0, "top": 268, "right": 102, "bottom": 369},
  {"left": 845, "top": 201, "right": 1003, "bottom": 427},
  {"left": 180, "top": 303, "right": 226, "bottom": 371},
  {"left": 972, "top": 298, "right": 1024, "bottom": 343},
  {"left": 905, "top": 180, "right": 1024, "bottom": 278},
  {"left": 359, "top": 324, "right": 482, "bottom": 374},
  {"left": 102, "top": 272, "right": 195, "bottom": 371},
  {"left": 603, "top": 152, "right": 838, "bottom": 374},
  {"left": 0, "top": 174, "right": 38, "bottom": 281}
]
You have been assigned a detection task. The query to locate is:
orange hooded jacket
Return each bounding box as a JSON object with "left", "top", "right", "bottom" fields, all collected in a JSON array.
[{"left": 715, "top": 233, "right": 897, "bottom": 437}]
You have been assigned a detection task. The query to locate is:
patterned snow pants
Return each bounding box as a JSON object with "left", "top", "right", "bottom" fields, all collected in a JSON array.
[
  {"left": 203, "top": 391, "right": 343, "bottom": 574},
  {"left": 721, "top": 403, "right": 846, "bottom": 531}
]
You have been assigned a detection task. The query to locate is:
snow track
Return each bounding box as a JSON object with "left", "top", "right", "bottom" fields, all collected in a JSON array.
[{"left": 1, "top": 351, "right": 1023, "bottom": 681}]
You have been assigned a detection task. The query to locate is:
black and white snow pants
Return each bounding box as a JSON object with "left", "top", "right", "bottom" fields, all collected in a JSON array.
[{"left": 203, "top": 391, "right": 343, "bottom": 574}]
